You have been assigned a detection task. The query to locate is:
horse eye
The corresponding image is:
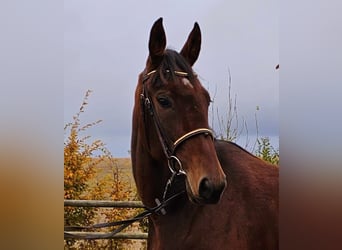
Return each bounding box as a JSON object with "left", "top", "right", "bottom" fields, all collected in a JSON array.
[{"left": 157, "top": 96, "right": 172, "bottom": 108}]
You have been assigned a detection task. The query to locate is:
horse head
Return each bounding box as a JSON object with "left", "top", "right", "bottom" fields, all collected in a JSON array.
[{"left": 132, "top": 18, "right": 227, "bottom": 205}]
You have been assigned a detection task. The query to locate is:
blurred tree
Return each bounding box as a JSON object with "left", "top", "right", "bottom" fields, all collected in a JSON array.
[{"left": 64, "top": 90, "right": 136, "bottom": 249}]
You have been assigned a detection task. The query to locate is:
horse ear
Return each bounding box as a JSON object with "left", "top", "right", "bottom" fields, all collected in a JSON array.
[
  {"left": 148, "top": 18, "right": 166, "bottom": 67},
  {"left": 180, "top": 22, "right": 201, "bottom": 66}
]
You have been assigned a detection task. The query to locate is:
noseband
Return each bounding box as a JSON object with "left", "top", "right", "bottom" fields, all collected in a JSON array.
[{"left": 141, "top": 69, "right": 214, "bottom": 176}]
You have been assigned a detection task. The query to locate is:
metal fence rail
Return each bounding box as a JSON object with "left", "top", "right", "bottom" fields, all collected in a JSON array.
[{"left": 64, "top": 199, "right": 148, "bottom": 240}]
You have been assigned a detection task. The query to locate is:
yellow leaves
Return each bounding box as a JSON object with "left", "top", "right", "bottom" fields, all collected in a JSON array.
[{"left": 64, "top": 91, "right": 139, "bottom": 248}]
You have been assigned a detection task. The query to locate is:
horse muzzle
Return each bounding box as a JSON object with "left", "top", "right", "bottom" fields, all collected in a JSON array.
[{"left": 186, "top": 176, "right": 227, "bottom": 204}]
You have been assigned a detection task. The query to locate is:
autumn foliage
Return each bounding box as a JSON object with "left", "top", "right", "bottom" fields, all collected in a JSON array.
[{"left": 64, "top": 90, "right": 137, "bottom": 249}]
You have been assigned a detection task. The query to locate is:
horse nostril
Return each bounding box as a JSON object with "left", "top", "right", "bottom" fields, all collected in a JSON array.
[
  {"left": 199, "top": 178, "right": 226, "bottom": 203},
  {"left": 199, "top": 178, "right": 213, "bottom": 201}
]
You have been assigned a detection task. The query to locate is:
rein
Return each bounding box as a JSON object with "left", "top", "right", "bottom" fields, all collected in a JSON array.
[{"left": 64, "top": 190, "right": 185, "bottom": 239}]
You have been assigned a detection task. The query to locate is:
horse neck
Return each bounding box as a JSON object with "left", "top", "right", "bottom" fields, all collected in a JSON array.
[
  {"left": 131, "top": 98, "right": 172, "bottom": 207},
  {"left": 133, "top": 153, "right": 170, "bottom": 207},
  {"left": 148, "top": 202, "right": 202, "bottom": 248}
]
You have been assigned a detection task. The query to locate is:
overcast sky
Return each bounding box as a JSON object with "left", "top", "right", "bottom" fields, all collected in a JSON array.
[{"left": 64, "top": 0, "right": 279, "bottom": 157}]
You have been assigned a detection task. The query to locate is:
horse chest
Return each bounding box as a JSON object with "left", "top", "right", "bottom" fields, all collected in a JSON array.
[
  {"left": 148, "top": 208, "right": 239, "bottom": 249},
  {"left": 148, "top": 198, "right": 276, "bottom": 250}
]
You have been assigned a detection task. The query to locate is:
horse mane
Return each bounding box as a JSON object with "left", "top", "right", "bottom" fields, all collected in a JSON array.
[
  {"left": 149, "top": 49, "right": 195, "bottom": 87},
  {"left": 216, "top": 139, "right": 261, "bottom": 160}
]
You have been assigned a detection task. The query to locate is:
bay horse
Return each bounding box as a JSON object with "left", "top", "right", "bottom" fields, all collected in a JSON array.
[{"left": 131, "top": 18, "right": 278, "bottom": 250}]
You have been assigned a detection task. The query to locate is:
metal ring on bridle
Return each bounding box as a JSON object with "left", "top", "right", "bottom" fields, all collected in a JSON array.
[{"left": 168, "top": 155, "right": 186, "bottom": 175}]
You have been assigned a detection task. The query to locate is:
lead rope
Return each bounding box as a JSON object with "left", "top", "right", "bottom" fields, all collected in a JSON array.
[
  {"left": 162, "top": 171, "right": 177, "bottom": 202},
  {"left": 64, "top": 190, "right": 185, "bottom": 239}
]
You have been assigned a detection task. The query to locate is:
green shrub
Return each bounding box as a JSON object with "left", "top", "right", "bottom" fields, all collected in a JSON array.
[{"left": 254, "top": 137, "right": 279, "bottom": 165}]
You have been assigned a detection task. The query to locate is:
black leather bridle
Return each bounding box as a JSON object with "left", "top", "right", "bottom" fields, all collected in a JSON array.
[
  {"left": 141, "top": 69, "right": 214, "bottom": 177},
  {"left": 64, "top": 69, "right": 215, "bottom": 240}
]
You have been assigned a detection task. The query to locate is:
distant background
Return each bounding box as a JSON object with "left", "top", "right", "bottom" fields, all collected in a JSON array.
[{"left": 64, "top": 0, "right": 279, "bottom": 157}]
